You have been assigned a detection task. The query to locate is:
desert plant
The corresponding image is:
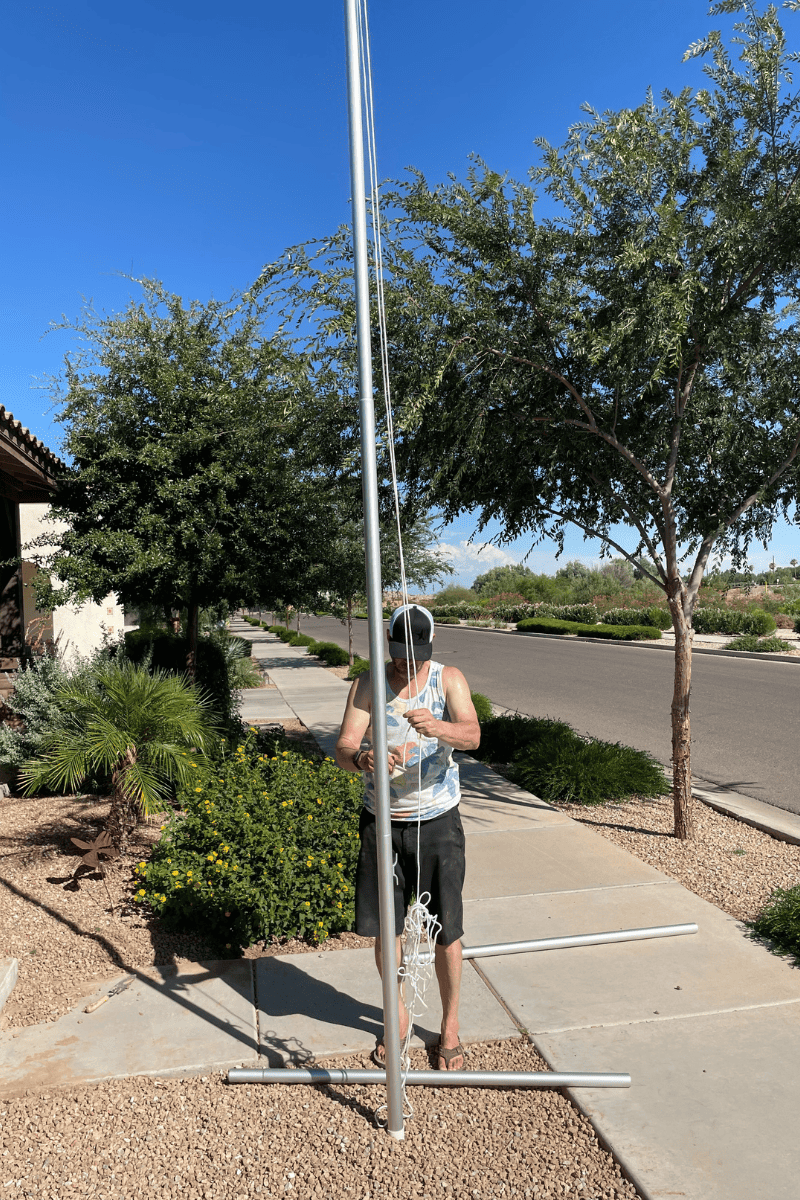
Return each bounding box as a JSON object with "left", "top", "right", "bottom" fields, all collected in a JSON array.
[
  {"left": 723, "top": 634, "right": 789, "bottom": 653},
  {"left": 578, "top": 623, "right": 662, "bottom": 641},
  {"left": 751, "top": 884, "right": 800, "bottom": 960},
  {"left": 135, "top": 737, "right": 363, "bottom": 952},
  {"left": 309, "top": 641, "right": 350, "bottom": 667},
  {"left": 347, "top": 657, "right": 370, "bottom": 680},
  {"left": 0, "top": 654, "right": 71, "bottom": 772},
  {"left": 19, "top": 660, "right": 217, "bottom": 851},
  {"left": 470, "top": 692, "right": 493, "bottom": 723},
  {"left": 516, "top": 618, "right": 575, "bottom": 635},
  {"left": 513, "top": 730, "right": 669, "bottom": 805}
]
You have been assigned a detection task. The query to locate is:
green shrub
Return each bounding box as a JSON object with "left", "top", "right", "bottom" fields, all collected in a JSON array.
[
  {"left": 692, "top": 607, "right": 776, "bottom": 636},
  {"left": 743, "top": 609, "right": 776, "bottom": 635},
  {"left": 723, "top": 634, "right": 789, "bottom": 653},
  {"left": 470, "top": 692, "right": 493, "bottom": 723},
  {"left": 751, "top": 884, "right": 800, "bottom": 959},
  {"left": 310, "top": 641, "right": 350, "bottom": 667},
  {"left": 135, "top": 736, "right": 364, "bottom": 953},
  {"left": 600, "top": 606, "right": 671, "bottom": 629},
  {"left": 288, "top": 633, "right": 316, "bottom": 648},
  {"left": 578, "top": 623, "right": 662, "bottom": 641},
  {"left": 473, "top": 713, "right": 668, "bottom": 804},
  {"left": 514, "top": 733, "right": 669, "bottom": 804},
  {"left": 347, "top": 657, "right": 370, "bottom": 680},
  {"left": 475, "top": 714, "right": 571, "bottom": 764},
  {"left": 434, "top": 616, "right": 461, "bottom": 625},
  {"left": 124, "top": 630, "right": 232, "bottom": 722},
  {"left": 267, "top": 625, "right": 286, "bottom": 635},
  {"left": 516, "top": 618, "right": 575, "bottom": 635},
  {"left": 0, "top": 654, "right": 71, "bottom": 772}
]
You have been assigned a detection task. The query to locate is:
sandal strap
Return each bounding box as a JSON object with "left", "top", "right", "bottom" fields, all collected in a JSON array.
[{"left": 436, "top": 1042, "right": 465, "bottom": 1067}]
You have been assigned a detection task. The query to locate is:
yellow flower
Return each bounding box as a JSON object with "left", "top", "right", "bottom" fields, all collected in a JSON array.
[
  {"left": 305, "top": 902, "right": 310, "bottom": 907},
  {"left": 138, "top": 889, "right": 145, "bottom": 896},
  {"left": 207, "top": 855, "right": 214, "bottom": 862},
  {"left": 281, "top": 801, "right": 287, "bottom": 807},
  {"left": 167, "top": 858, "right": 172, "bottom": 864},
  {"left": 195, "top": 787, "right": 202, "bottom": 793},
  {"left": 307, "top": 815, "right": 313, "bottom": 822},
  {"left": 171, "top": 870, "right": 179, "bottom": 876},
  {"left": 139, "top": 861, "right": 146, "bottom": 868},
  {"left": 232, "top": 865, "right": 238, "bottom": 871},
  {"left": 159, "top": 895, "right": 166, "bottom": 903},
  {"left": 337, "top": 902, "right": 342, "bottom": 908},
  {"left": 337, "top": 863, "right": 343, "bottom": 868}
]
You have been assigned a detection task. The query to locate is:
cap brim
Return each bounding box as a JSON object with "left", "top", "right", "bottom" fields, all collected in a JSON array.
[{"left": 388, "top": 640, "right": 433, "bottom": 661}]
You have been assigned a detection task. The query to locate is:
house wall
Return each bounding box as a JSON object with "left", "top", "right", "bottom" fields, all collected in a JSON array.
[{"left": 18, "top": 504, "right": 124, "bottom": 666}]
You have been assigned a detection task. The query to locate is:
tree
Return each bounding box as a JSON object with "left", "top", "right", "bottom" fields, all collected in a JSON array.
[
  {"left": 470, "top": 564, "right": 536, "bottom": 596},
  {"left": 19, "top": 659, "right": 216, "bottom": 851},
  {"left": 316, "top": 501, "right": 451, "bottom": 662},
  {"left": 382, "top": 2, "right": 800, "bottom": 838},
  {"left": 36, "top": 279, "right": 327, "bottom": 678}
]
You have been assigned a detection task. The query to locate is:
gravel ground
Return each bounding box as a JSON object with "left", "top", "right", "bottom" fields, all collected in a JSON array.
[
  {"left": 0, "top": 791, "right": 371, "bottom": 1030},
  {"left": 558, "top": 795, "right": 800, "bottom": 922},
  {"left": 0, "top": 1041, "right": 639, "bottom": 1200}
]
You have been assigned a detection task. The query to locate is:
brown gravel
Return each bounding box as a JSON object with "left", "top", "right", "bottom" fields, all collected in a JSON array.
[
  {"left": 0, "top": 1041, "right": 639, "bottom": 1200},
  {"left": 558, "top": 794, "right": 800, "bottom": 922},
  {"left": 0, "top": 791, "right": 370, "bottom": 1031}
]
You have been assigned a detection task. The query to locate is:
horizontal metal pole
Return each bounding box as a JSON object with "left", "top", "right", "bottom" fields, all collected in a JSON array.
[
  {"left": 406, "top": 923, "right": 699, "bottom": 965},
  {"left": 228, "top": 1068, "right": 630, "bottom": 1089}
]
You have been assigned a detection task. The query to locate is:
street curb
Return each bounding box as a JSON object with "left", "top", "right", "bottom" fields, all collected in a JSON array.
[
  {"left": 514, "top": 629, "right": 800, "bottom": 663},
  {"left": 0, "top": 959, "right": 18, "bottom": 1015}
]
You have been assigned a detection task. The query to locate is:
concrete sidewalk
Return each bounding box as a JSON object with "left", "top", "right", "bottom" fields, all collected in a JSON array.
[{"left": 2, "top": 615, "right": 799, "bottom": 1200}]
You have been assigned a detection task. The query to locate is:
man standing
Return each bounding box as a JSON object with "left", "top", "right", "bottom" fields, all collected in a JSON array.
[{"left": 335, "top": 604, "right": 480, "bottom": 1071}]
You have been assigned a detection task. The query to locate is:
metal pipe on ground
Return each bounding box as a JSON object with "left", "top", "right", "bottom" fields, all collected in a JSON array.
[
  {"left": 228, "top": 1068, "right": 631, "bottom": 1088},
  {"left": 405, "top": 923, "right": 699, "bottom": 965}
]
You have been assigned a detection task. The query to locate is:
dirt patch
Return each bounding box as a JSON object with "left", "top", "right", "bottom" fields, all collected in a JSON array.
[
  {"left": 325, "top": 664, "right": 352, "bottom": 680},
  {"left": 558, "top": 794, "right": 800, "bottom": 922},
  {"left": 0, "top": 1041, "right": 640, "bottom": 1199}
]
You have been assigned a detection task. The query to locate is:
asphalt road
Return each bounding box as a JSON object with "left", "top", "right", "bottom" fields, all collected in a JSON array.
[{"left": 285, "top": 614, "right": 800, "bottom": 817}]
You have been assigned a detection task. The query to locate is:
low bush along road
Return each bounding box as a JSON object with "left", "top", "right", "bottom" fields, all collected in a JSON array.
[{"left": 296, "top": 615, "right": 800, "bottom": 817}]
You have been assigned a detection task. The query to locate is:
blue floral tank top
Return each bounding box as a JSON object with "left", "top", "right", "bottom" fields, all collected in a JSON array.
[{"left": 363, "top": 660, "right": 461, "bottom": 821}]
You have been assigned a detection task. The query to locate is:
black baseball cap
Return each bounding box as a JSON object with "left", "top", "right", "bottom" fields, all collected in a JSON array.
[{"left": 388, "top": 604, "right": 435, "bottom": 661}]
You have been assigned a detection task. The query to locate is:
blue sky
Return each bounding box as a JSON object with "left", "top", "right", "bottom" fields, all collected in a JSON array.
[{"left": 3, "top": 1, "right": 799, "bottom": 586}]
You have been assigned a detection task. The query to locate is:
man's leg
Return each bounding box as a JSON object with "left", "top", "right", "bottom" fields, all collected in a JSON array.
[
  {"left": 373, "top": 935, "right": 408, "bottom": 1063},
  {"left": 435, "top": 939, "right": 464, "bottom": 1070}
]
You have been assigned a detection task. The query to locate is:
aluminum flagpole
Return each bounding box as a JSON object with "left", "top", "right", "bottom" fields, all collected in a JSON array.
[{"left": 343, "top": 0, "right": 405, "bottom": 1141}]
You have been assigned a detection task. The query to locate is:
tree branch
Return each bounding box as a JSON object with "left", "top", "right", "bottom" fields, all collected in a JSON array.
[{"left": 539, "top": 505, "right": 666, "bottom": 589}]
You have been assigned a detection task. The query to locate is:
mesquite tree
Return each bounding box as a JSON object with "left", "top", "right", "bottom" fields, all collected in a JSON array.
[{"left": 383, "top": 2, "right": 800, "bottom": 838}]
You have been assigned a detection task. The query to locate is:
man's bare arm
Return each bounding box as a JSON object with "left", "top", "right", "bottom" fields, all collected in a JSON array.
[{"left": 334, "top": 672, "right": 401, "bottom": 774}]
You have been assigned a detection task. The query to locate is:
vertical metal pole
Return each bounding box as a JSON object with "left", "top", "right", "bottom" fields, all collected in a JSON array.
[{"left": 343, "top": 0, "right": 404, "bottom": 1141}]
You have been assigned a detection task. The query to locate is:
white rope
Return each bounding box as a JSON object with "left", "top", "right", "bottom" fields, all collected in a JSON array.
[{"left": 356, "top": 0, "right": 441, "bottom": 1127}]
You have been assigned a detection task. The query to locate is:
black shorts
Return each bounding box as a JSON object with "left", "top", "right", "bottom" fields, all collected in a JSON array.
[{"left": 354, "top": 806, "right": 466, "bottom": 946}]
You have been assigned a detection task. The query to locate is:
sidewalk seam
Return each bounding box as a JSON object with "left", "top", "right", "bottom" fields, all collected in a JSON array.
[{"left": 529, "top": 996, "right": 800, "bottom": 1036}]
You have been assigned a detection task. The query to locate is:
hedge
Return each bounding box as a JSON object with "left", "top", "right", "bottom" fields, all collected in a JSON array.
[
  {"left": 470, "top": 692, "right": 493, "bottom": 722},
  {"left": 692, "top": 607, "right": 776, "bottom": 636},
  {"left": 599, "top": 606, "right": 671, "bottom": 629},
  {"left": 516, "top": 618, "right": 575, "bottom": 635},
  {"left": 517, "top": 618, "right": 661, "bottom": 641}
]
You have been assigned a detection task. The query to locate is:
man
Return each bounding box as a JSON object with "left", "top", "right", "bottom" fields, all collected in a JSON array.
[{"left": 335, "top": 603, "right": 480, "bottom": 1071}]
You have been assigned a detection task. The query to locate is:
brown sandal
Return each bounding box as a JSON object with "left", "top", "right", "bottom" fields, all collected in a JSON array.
[{"left": 435, "top": 1042, "right": 465, "bottom": 1070}]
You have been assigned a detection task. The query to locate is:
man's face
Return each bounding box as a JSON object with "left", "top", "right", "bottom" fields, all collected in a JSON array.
[{"left": 390, "top": 654, "right": 427, "bottom": 677}]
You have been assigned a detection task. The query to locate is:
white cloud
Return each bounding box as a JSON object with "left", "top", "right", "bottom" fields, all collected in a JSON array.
[{"left": 431, "top": 540, "right": 519, "bottom": 577}]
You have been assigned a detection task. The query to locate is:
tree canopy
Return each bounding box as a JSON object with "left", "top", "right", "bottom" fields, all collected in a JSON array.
[
  {"left": 37, "top": 278, "right": 331, "bottom": 671},
  {"left": 266, "top": 2, "right": 800, "bottom": 838}
]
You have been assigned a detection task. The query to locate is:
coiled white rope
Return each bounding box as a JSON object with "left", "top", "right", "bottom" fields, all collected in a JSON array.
[{"left": 356, "top": 0, "right": 440, "bottom": 1126}]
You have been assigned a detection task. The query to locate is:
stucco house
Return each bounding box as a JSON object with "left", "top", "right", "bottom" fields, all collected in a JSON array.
[{"left": 0, "top": 406, "right": 123, "bottom": 700}]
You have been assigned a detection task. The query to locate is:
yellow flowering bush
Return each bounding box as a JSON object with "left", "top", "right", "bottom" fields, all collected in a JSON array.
[{"left": 136, "top": 731, "right": 362, "bottom": 953}]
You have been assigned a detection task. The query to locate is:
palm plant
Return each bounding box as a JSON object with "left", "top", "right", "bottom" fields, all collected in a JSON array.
[{"left": 19, "top": 659, "right": 217, "bottom": 851}]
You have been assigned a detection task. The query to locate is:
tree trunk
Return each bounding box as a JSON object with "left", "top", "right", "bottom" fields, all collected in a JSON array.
[
  {"left": 669, "top": 599, "right": 695, "bottom": 840},
  {"left": 186, "top": 601, "right": 199, "bottom": 682},
  {"left": 296, "top": 609, "right": 301, "bottom": 634},
  {"left": 105, "top": 751, "right": 138, "bottom": 853},
  {"left": 347, "top": 596, "right": 354, "bottom": 666}
]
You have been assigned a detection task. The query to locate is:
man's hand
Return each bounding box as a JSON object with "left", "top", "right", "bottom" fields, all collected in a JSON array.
[
  {"left": 405, "top": 707, "right": 441, "bottom": 739},
  {"left": 359, "top": 748, "right": 402, "bottom": 774}
]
